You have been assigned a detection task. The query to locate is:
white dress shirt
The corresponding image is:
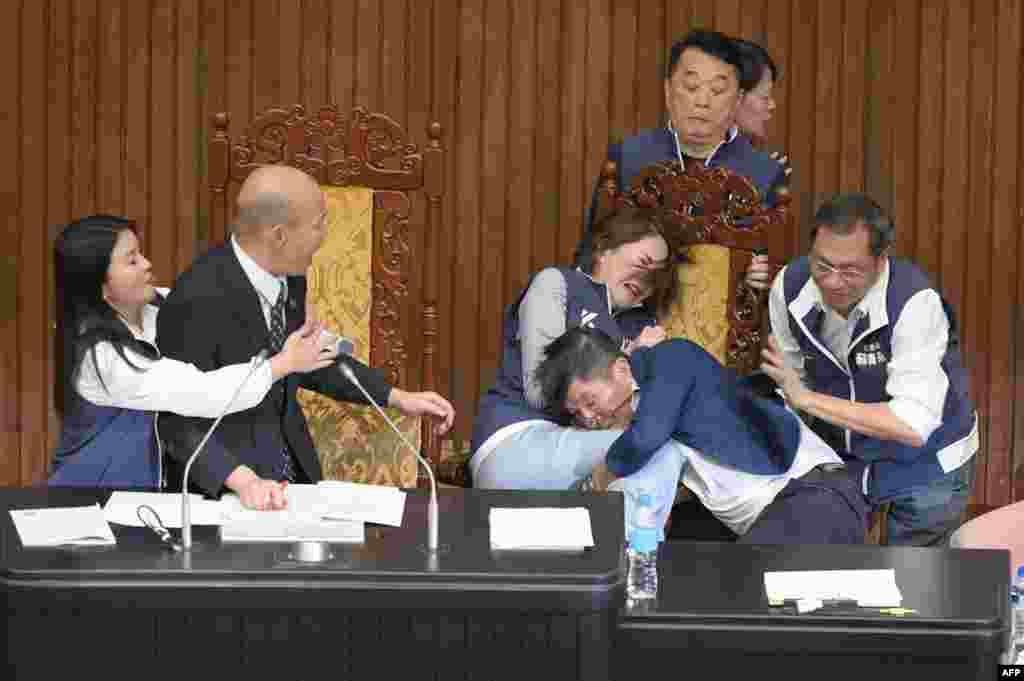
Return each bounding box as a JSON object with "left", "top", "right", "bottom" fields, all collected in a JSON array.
[
  {"left": 682, "top": 413, "right": 844, "bottom": 535},
  {"left": 231, "top": 235, "right": 288, "bottom": 329},
  {"left": 769, "top": 260, "right": 977, "bottom": 490},
  {"left": 75, "top": 288, "right": 275, "bottom": 415}
]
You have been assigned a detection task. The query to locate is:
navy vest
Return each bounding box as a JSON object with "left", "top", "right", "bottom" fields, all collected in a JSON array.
[
  {"left": 470, "top": 267, "right": 655, "bottom": 453},
  {"left": 50, "top": 393, "right": 160, "bottom": 489},
  {"left": 782, "top": 257, "right": 976, "bottom": 500}
]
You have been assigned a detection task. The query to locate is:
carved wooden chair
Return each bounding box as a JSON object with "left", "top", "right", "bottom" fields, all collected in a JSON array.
[
  {"left": 208, "top": 105, "right": 445, "bottom": 489},
  {"left": 592, "top": 158, "right": 791, "bottom": 374}
]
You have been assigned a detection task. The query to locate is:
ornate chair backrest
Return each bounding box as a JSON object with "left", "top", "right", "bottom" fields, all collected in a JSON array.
[
  {"left": 593, "top": 158, "right": 792, "bottom": 374},
  {"left": 208, "top": 105, "right": 444, "bottom": 488}
]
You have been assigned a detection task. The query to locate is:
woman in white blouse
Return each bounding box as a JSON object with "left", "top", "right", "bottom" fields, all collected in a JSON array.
[{"left": 49, "top": 214, "right": 338, "bottom": 489}]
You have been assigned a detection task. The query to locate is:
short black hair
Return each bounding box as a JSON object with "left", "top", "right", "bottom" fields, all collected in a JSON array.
[
  {"left": 666, "top": 29, "right": 743, "bottom": 83},
  {"left": 733, "top": 37, "right": 779, "bottom": 92},
  {"left": 811, "top": 193, "right": 896, "bottom": 256},
  {"left": 535, "top": 327, "right": 624, "bottom": 414}
]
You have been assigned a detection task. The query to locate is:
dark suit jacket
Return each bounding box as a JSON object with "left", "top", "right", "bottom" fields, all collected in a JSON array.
[
  {"left": 606, "top": 339, "right": 800, "bottom": 479},
  {"left": 574, "top": 127, "right": 787, "bottom": 266},
  {"left": 155, "top": 243, "right": 393, "bottom": 496}
]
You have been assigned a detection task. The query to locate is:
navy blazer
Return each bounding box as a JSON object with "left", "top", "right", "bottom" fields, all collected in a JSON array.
[
  {"left": 574, "top": 127, "right": 786, "bottom": 266},
  {"left": 606, "top": 339, "right": 800, "bottom": 478},
  {"left": 155, "top": 243, "right": 393, "bottom": 496}
]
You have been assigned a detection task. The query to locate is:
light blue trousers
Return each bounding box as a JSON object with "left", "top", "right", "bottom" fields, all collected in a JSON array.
[{"left": 471, "top": 423, "right": 687, "bottom": 540}]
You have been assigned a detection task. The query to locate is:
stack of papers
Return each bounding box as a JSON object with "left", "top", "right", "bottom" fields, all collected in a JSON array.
[
  {"left": 9, "top": 504, "right": 117, "bottom": 547},
  {"left": 489, "top": 507, "right": 595, "bottom": 551},
  {"left": 221, "top": 508, "right": 363, "bottom": 543},
  {"left": 763, "top": 569, "right": 903, "bottom": 608},
  {"left": 103, "top": 491, "right": 228, "bottom": 527}
]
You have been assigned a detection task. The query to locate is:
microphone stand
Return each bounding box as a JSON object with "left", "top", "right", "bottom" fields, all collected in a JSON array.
[
  {"left": 338, "top": 363, "right": 439, "bottom": 554},
  {"left": 181, "top": 351, "right": 269, "bottom": 551}
]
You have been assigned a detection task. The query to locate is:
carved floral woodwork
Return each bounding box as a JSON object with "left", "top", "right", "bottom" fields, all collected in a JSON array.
[
  {"left": 594, "top": 159, "right": 792, "bottom": 375},
  {"left": 208, "top": 105, "right": 445, "bottom": 486}
]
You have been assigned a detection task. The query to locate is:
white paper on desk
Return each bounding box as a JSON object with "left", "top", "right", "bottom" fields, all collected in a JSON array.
[
  {"left": 103, "top": 491, "right": 228, "bottom": 527},
  {"left": 763, "top": 569, "right": 903, "bottom": 607},
  {"left": 489, "top": 507, "right": 595, "bottom": 550},
  {"left": 9, "top": 504, "right": 116, "bottom": 547},
  {"left": 220, "top": 507, "right": 364, "bottom": 543},
  {"left": 314, "top": 481, "right": 407, "bottom": 527}
]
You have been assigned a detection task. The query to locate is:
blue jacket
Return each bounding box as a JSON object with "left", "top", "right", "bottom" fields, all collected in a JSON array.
[
  {"left": 575, "top": 127, "right": 786, "bottom": 265},
  {"left": 606, "top": 339, "right": 801, "bottom": 478},
  {"left": 471, "top": 267, "right": 655, "bottom": 454},
  {"left": 781, "top": 257, "right": 977, "bottom": 501},
  {"left": 49, "top": 393, "right": 160, "bottom": 489}
]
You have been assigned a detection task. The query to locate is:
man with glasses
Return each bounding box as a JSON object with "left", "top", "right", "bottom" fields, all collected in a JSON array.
[{"left": 762, "top": 193, "right": 977, "bottom": 546}]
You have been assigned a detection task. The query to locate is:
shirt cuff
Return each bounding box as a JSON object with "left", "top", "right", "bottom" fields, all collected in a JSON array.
[{"left": 887, "top": 397, "right": 942, "bottom": 444}]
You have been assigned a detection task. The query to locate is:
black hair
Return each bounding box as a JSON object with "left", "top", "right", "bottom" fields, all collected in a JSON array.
[
  {"left": 535, "top": 327, "right": 625, "bottom": 415},
  {"left": 811, "top": 193, "right": 896, "bottom": 256},
  {"left": 54, "top": 215, "right": 159, "bottom": 414},
  {"left": 666, "top": 29, "right": 744, "bottom": 83},
  {"left": 733, "top": 37, "right": 779, "bottom": 92}
]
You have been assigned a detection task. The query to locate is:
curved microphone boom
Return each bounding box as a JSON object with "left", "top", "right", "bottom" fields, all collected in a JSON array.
[
  {"left": 181, "top": 350, "right": 270, "bottom": 551},
  {"left": 338, "top": 363, "right": 439, "bottom": 554}
]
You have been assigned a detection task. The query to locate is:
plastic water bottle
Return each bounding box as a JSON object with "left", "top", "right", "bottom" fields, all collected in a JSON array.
[
  {"left": 626, "top": 493, "right": 659, "bottom": 601},
  {"left": 1013, "top": 566, "right": 1024, "bottom": 663}
]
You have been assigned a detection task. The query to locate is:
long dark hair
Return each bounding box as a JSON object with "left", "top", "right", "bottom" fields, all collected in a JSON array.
[{"left": 54, "top": 215, "right": 159, "bottom": 414}]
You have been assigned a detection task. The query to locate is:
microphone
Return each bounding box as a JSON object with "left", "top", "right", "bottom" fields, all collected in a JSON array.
[
  {"left": 181, "top": 349, "right": 271, "bottom": 551},
  {"left": 319, "top": 329, "right": 356, "bottom": 357},
  {"left": 337, "top": 362, "right": 439, "bottom": 554}
]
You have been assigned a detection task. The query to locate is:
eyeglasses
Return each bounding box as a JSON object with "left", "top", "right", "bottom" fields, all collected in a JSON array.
[
  {"left": 136, "top": 504, "right": 181, "bottom": 552},
  {"left": 570, "top": 389, "right": 635, "bottom": 430},
  {"left": 809, "top": 256, "right": 872, "bottom": 283}
]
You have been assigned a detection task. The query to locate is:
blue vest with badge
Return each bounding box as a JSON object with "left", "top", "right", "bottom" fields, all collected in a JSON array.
[
  {"left": 470, "top": 267, "right": 655, "bottom": 454},
  {"left": 782, "top": 257, "right": 976, "bottom": 501}
]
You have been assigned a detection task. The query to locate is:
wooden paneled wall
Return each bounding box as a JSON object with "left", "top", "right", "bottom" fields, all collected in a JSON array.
[{"left": 2, "top": 0, "right": 1023, "bottom": 508}]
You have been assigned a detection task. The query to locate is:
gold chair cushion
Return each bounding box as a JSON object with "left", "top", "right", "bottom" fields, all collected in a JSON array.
[
  {"left": 298, "top": 186, "right": 421, "bottom": 488},
  {"left": 660, "top": 244, "right": 731, "bottom": 365}
]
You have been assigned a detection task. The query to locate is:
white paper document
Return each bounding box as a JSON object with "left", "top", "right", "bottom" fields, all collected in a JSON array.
[
  {"left": 9, "top": 504, "right": 117, "bottom": 547},
  {"left": 763, "top": 568, "right": 903, "bottom": 608},
  {"left": 103, "top": 491, "right": 229, "bottom": 527},
  {"left": 314, "top": 481, "right": 407, "bottom": 527},
  {"left": 489, "top": 507, "right": 595, "bottom": 551},
  {"left": 220, "top": 508, "right": 364, "bottom": 543}
]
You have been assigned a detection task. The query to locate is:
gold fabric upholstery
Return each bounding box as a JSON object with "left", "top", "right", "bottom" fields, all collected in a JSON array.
[
  {"left": 297, "top": 186, "right": 421, "bottom": 488},
  {"left": 660, "top": 245, "right": 731, "bottom": 366}
]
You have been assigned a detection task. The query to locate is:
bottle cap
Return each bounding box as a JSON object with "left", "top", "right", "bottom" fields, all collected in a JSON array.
[{"left": 1017, "top": 565, "right": 1024, "bottom": 578}]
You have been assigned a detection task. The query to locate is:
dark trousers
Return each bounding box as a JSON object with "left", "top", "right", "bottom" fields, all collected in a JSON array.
[
  {"left": 740, "top": 468, "right": 869, "bottom": 545},
  {"left": 667, "top": 467, "right": 869, "bottom": 545}
]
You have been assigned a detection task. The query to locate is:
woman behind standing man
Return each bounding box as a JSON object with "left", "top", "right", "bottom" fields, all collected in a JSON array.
[{"left": 50, "top": 214, "right": 338, "bottom": 490}]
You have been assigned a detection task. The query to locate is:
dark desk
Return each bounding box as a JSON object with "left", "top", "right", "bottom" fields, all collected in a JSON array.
[
  {"left": 616, "top": 541, "right": 1009, "bottom": 679},
  {"left": 1, "top": 486, "right": 625, "bottom": 681}
]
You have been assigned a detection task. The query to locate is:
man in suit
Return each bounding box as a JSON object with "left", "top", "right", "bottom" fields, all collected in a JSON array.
[
  {"left": 156, "top": 165, "right": 455, "bottom": 510},
  {"left": 574, "top": 29, "right": 786, "bottom": 290}
]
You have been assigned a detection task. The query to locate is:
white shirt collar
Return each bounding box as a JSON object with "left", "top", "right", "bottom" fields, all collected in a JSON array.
[{"left": 231, "top": 235, "right": 287, "bottom": 306}]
